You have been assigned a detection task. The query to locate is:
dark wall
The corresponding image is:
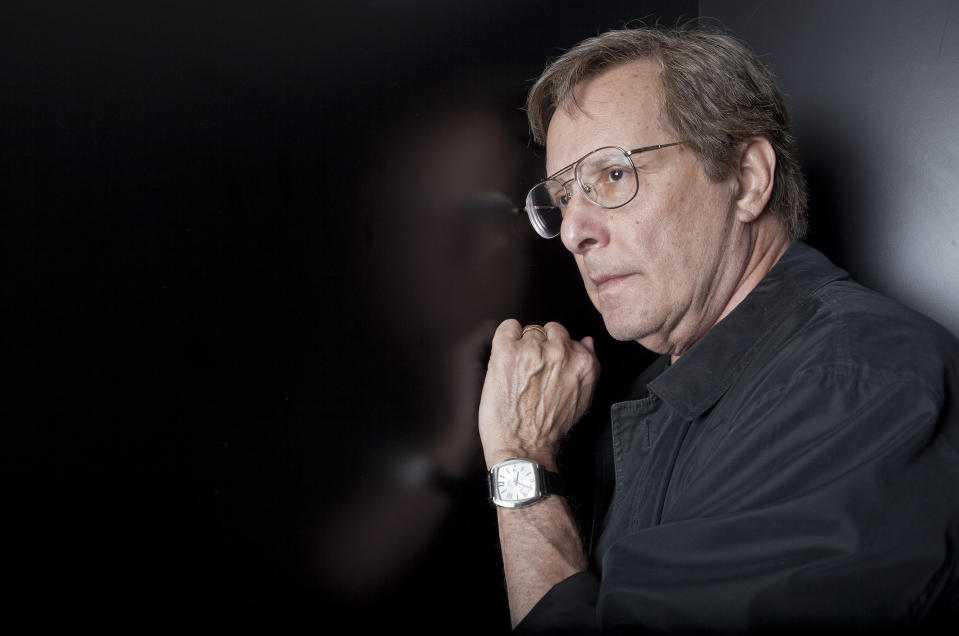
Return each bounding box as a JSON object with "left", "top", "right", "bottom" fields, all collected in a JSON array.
[
  {"left": 702, "top": 0, "right": 959, "bottom": 337},
  {"left": 1, "top": 1, "right": 694, "bottom": 630}
]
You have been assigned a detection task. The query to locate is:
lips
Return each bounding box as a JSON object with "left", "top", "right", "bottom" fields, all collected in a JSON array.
[{"left": 590, "top": 272, "right": 633, "bottom": 292}]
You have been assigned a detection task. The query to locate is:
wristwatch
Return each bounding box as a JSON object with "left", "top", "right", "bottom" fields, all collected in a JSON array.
[{"left": 487, "top": 457, "right": 567, "bottom": 508}]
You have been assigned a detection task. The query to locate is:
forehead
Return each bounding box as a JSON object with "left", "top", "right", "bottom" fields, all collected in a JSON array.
[{"left": 545, "top": 59, "right": 664, "bottom": 175}]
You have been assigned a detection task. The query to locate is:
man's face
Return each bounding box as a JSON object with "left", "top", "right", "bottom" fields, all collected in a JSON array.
[{"left": 546, "top": 59, "right": 750, "bottom": 355}]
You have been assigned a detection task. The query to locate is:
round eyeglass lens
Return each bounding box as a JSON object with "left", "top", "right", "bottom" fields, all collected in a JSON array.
[
  {"left": 575, "top": 147, "right": 637, "bottom": 208},
  {"left": 525, "top": 181, "right": 565, "bottom": 239}
]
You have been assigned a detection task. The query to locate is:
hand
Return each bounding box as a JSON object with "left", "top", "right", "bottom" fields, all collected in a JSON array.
[{"left": 478, "top": 319, "right": 600, "bottom": 470}]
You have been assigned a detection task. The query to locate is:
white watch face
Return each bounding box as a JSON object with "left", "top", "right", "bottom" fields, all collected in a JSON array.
[{"left": 494, "top": 459, "right": 539, "bottom": 504}]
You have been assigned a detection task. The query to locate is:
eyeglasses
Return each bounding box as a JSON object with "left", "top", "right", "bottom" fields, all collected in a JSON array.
[{"left": 523, "top": 142, "right": 684, "bottom": 238}]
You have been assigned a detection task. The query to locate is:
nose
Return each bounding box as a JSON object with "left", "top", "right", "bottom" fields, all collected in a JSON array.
[{"left": 560, "top": 190, "right": 609, "bottom": 254}]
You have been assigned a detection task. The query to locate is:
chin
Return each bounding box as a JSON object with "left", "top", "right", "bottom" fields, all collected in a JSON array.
[
  {"left": 601, "top": 315, "right": 646, "bottom": 343},
  {"left": 602, "top": 313, "right": 671, "bottom": 353}
]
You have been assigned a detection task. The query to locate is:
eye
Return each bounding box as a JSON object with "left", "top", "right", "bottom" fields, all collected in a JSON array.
[
  {"left": 607, "top": 168, "right": 625, "bottom": 182},
  {"left": 558, "top": 191, "right": 572, "bottom": 207}
]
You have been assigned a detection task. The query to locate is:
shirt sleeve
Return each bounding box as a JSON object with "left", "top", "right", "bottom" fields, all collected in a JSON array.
[{"left": 514, "top": 571, "right": 601, "bottom": 634}]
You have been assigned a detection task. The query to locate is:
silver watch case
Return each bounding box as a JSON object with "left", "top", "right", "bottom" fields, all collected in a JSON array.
[{"left": 488, "top": 457, "right": 548, "bottom": 508}]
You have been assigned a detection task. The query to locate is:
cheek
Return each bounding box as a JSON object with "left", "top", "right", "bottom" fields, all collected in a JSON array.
[
  {"left": 663, "top": 169, "right": 732, "bottom": 237},
  {"left": 640, "top": 186, "right": 694, "bottom": 260},
  {"left": 642, "top": 177, "right": 733, "bottom": 288}
]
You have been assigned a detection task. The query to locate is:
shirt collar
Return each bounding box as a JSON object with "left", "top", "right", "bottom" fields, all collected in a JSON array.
[{"left": 645, "top": 240, "right": 849, "bottom": 418}]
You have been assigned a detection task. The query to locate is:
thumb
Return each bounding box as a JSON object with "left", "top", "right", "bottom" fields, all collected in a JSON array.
[{"left": 581, "top": 335, "right": 597, "bottom": 356}]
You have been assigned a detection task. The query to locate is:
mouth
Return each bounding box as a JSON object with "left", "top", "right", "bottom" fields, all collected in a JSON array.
[{"left": 590, "top": 273, "right": 633, "bottom": 293}]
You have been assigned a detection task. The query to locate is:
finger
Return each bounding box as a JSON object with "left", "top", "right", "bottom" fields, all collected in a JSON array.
[
  {"left": 494, "top": 318, "right": 522, "bottom": 342},
  {"left": 520, "top": 324, "right": 548, "bottom": 340},
  {"left": 543, "top": 321, "right": 570, "bottom": 342}
]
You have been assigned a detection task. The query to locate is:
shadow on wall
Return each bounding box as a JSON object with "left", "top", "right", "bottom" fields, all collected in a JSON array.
[{"left": 799, "top": 117, "right": 859, "bottom": 275}]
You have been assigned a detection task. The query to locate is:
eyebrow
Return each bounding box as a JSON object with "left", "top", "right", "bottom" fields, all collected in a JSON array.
[
  {"left": 545, "top": 156, "right": 581, "bottom": 181},
  {"left": 545, "top": 143, "right": 683, "bottom": 180}
]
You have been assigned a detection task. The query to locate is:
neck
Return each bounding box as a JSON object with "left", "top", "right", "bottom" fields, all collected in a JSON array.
[{"left": 669, "top": 223, "right": 792, "bottom": 364}]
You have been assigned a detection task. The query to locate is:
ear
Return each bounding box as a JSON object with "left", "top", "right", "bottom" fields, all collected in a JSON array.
[{"left": 733, "top": 136, "right": 776, "bottom": 224}]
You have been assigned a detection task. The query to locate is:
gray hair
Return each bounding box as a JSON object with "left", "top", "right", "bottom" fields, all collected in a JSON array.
[{"left": 526, "top": 25, "right": 808, "bottom": 239}]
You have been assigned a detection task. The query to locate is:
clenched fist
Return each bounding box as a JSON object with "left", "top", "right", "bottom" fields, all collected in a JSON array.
[{"left": 478, "top": 319, "right": 601, "bottom": 470}]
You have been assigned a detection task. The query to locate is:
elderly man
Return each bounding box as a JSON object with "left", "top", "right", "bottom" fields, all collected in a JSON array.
[{"left": 478, "top": 26, "right": 959, "bottom": 633}]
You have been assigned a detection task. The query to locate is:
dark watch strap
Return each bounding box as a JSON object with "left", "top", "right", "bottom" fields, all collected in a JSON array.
[{"left": 541, "top": 466, "right": 568, "bottom": 497}]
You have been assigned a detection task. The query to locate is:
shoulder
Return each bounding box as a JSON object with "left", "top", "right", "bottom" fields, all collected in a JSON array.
[
  {"left": 792, "top": 276, "right": 959, "bottom": 396},
  {"left": 728, "top": 274, "right": 959, "bottom": 471},
  {"left": 678, "top": 273, "right": 959, "bottom": 515}
]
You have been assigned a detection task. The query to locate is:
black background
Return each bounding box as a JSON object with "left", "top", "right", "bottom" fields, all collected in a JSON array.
[{"left": 2, "top": 1, "right": 692, "bottom": 629}]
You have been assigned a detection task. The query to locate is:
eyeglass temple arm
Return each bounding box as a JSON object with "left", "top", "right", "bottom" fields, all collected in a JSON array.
[{"left": 625, "top": 141, "right": 684, "bottom": 156}]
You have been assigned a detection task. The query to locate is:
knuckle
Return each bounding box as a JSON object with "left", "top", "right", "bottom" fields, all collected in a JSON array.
[
  {"left": 492, "top": 320, "right": 519, "bottom": 346},
  {"left": 544, "top": 321, "right": 569, "bottom": 338},
  {"left": 496, "top": 318, "right": 519, "bottom": 336}
]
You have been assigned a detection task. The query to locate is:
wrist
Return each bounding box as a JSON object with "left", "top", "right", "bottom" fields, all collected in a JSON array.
[{"left": 484, "top": 447, "right": 558, "bottom": 472}]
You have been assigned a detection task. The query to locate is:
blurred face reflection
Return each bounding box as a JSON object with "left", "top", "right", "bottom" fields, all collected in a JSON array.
[
  {"left": 318, "top": 104, "right": 535, "bottom": 599},
  {"left": 385, "top": 108, "right": 530, "bottom": 341}
]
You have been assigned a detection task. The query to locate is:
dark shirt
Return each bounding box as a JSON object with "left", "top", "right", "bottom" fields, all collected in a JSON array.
[{"left": 517, "top": 241, "right": 959, "bottom": 634}]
